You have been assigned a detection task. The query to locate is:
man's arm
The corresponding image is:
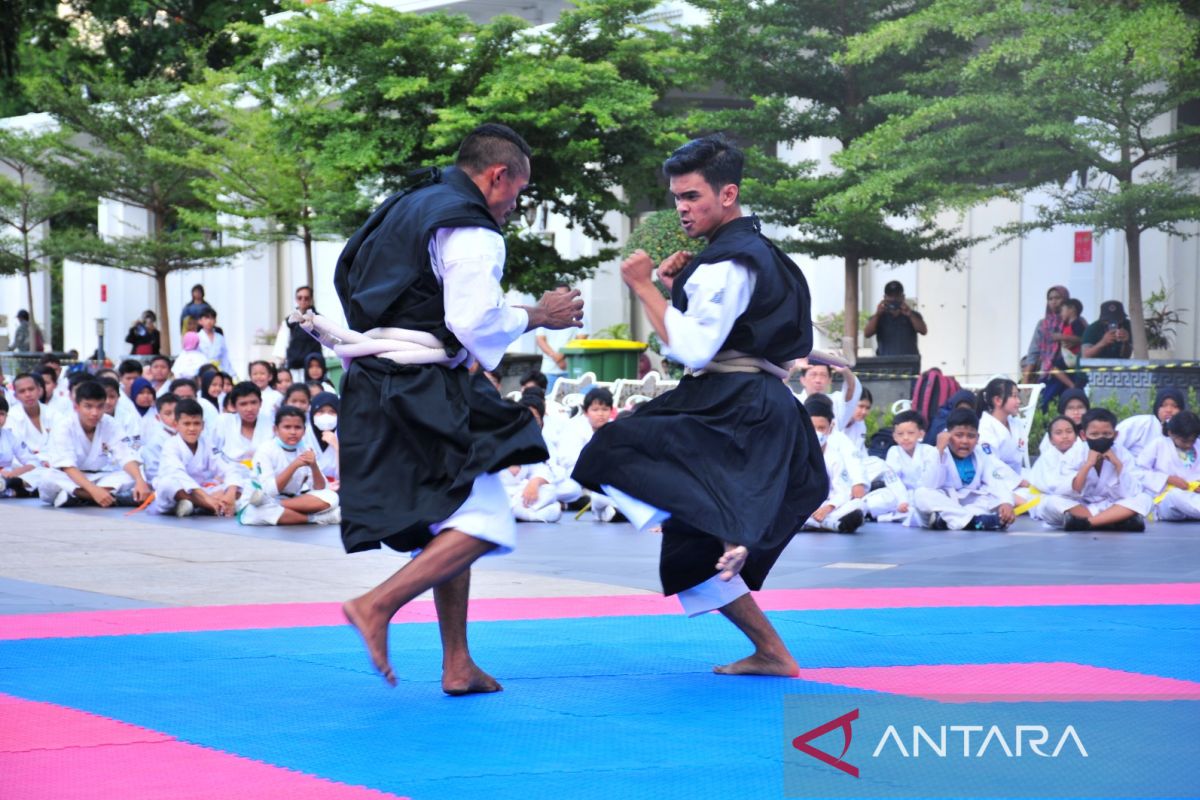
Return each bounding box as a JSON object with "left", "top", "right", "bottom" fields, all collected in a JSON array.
[{"left": 906, "top": 308, "right": 928, "bottom": 335}]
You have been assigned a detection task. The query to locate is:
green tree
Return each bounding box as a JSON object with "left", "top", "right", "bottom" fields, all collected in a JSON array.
[
  {"left": 243, "top": 0, "right": 683, "bottom": 294},
  {"left": 0, "top": 126, "right": 85, "bottom": 341},
  {"left": 843, "top": 0, "right": 1200, "bottom": 358},
  {"left": 0, "top": 0, "right": 84, "bottom": 117},
  {"left": 166, "top": 71, "right": 366, "bottom": 299},
  {"left": 686, "top": 0, "right": 976, "bottom": 353},
  {"left": 32, "top": 73, "right": 242, "bottom": 354}
]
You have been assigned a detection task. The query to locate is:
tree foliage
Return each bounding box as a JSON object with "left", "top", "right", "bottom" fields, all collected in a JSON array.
[{"left": 843, "top": 0, "right": 1200, "bottom": 357}]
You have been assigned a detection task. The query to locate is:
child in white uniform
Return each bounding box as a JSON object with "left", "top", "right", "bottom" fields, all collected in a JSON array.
[
  {"left": 139, "top": 394, "right": 179, "bottom": 483},
  {"left": 501, "top": 392, "right": 563, "bottom": 523},
  {"left": 557, "top": 387, "right": 613, "bottom": 521},
  {"left": 5, "top": 373, "right": 58, "bottom": 463},
  {"left": 1037, "top": 408, "right": 1151, "bottom": 532},
  {"left": 914, "top": 408, "right": 1016, "bottom": 531},
  {"left": 239, "top": 405, "right": 340, "bottom": 526},
  {"left": 794, "top": 362, "right": 862, "bottom": 434},
  {"left": 1116, "top": 388, "right": 1184, "bottom": 460},
  {"left": 1027, "top": 415, "right": 1086, "bottom": 524},
  {"left": 38, "top": 381, "right": 151, "bottom": 508},
  {"left": 1138, "top": 411, "right": 1200, "bottom": 522},
  {"left": 801, "top": 396, "right": 866, "bottom": 533},
  {"left": 0, "top": 395, "right": 47, "bottom": 496},
  {"left": 151, "top": 399, "right": 245, "bottom": 516},
  {"left": 213, "top": 382, "right": 274, "bottom": 482},
  {"left": 310, "top": 392, "right": 340, "bottom": 483},
  {"left": 977, "top": 377, "right": 1028, "bottom": 476},
  {"left": 864, "top": 410, "right": 938, "bottom": 525}
]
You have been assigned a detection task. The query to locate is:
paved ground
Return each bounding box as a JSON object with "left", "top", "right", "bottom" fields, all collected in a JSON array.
[{"left": 1, "top": 498, "right": 1198, "bottom": 799}]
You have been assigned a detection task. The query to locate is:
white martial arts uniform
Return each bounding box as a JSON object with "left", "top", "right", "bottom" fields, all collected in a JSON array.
[
  {"left": 978, "top": 411, "right": 1027, "bottom": 476},
  {"left": 1115, "top": 415, "right": 1167, "bottom": 460},
  {"left": 259, "top": 386, "right": 284, "bottom": 416},
  {"left": 196, "top": 329, "right": 235, "bottom": 375},
  {"left": 796, "top": 379, "right": 863, "bottom": 434},
  {"left": 150, "top": 432, "right": 237, "bottom": 515},
  {"left": 139, "top": 419, "right": 176, "bottom": 482},
  {"left": 1025, "top": 438, "right": 1086, "bottom": 524},
  {"left": 6, "top": 403, "right": 58, "bottom": 463},
  {"left": 500, "top": 459, "right": 563, "bottom": 522},
  {"left": 171, "top": 350, "right": 209, "bottom": 380},
  {"left": 39, "top": 414, "right": 138, "bottom": 503},
  {"left": 212, "top": 411, "right": 274, "bottom": 483},
  {"left": 1138, "top": 438, "right": 1200, "bottom": 521},
  {"left": 864, "top": 442, "right": 940, "bottom": 524},
  {"left": 1034, "top": 443, "right": 1151, "bottom": 526},
  {"left": 803, "top": 429, "right": 868, "bottom": 530},
  {"left": 913, "top": 445, "right": 1015, "bottom": 530},
  {"left": 551, "top": 414, "right": 602, "bottom": 513},
  {"left": 0, "top": 427, "right": 50, "bottom": 493},
  {"left": 239, "top": 438, "right": 339, "bottom": 526}
]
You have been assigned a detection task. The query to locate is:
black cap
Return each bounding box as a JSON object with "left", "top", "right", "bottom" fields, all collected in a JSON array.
[{"left": 1099, "top": 300, "right": 1126, "bottom": 323}]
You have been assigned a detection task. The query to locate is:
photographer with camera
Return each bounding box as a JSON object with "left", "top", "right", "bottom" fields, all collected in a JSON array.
[
  {"left": 864, "top": 280, "right": 927, "bottom": 357},
  {"left": 1081, "top": 300, "right": 1134, "bottom": 360}
]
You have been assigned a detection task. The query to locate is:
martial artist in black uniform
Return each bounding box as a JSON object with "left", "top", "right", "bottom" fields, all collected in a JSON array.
[
  {"left": 335, "top": 124, "right": 583, "bottom": 691},
  {"left": 573, "top": 136, "right": 827, "bottom": 676}
]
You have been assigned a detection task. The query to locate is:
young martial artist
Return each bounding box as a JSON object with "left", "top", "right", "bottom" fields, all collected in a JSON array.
[
  {"left": 554, "top": 387, "right": 615, "bottom": 520},
  {"left": 1116, "top": 388, "right": 1185, "bottom": 459},
  {"left": 0, "top": 395, "right": 44, "bottom": 496},
  {"left": 239, "top": 405, "right": 340, "bottom": 526},
  {"left": 1138, "top": 410, "right": 1200, "bottom": 522},
  {"left": 801, "top": 396, "right": 866, "bottom": 532},
  {"left": 309, "top": 392, "right": 340, "bottom": 483},
  {"left": 330, "top": 124, "right": 583, "bottom": 690},
  {"left": 1025, "top": 415, "right": 1087, "bottom": 526},
  {"left": 213, "top": 381, "right": 273, "bottom": 479},
  {"left": 574, "top": 135, "right": 828, "bottom": 676},
  {"left": 977, "top": 377, "right": 1027, "bottom": 475},
  {"left": 913, "top": 408, "right": 1016, "bottom": 531},
  {"left": 151, "top": 399, "right": 243, "bottom": 517},
  {"left": 1036, "top": 408, "right": 1150, "bottom": 532},
  {"left": 248, "top": 361, "right": 285, "bottom": 415},
  {"left": 501, "top": 391, "right": 563, "bottom": 523},
  {"left": 37, "top": 381, "right": 151, "bottom": 508},
  {"left": 195, "top": 308, "right": 235, "bottom": 376},
  {"left": 5, "top": 372, "right": 57, "bottom": 463},
  {"left": 845, "top": 387, "right": 872, "bottom": 452},
  {"left": 139, "top": 393, "right": 179, "bottom": 483},
  {"left": 1057, "top": 387, "right": 1090, "bottom": 430},
  {"left": 863, "top": 410, "right": 939, "bottom": 524}
]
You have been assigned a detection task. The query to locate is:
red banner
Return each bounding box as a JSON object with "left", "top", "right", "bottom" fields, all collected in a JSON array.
[{"left": 1074, "top": 231, "right": 1093, "bottom": 263}]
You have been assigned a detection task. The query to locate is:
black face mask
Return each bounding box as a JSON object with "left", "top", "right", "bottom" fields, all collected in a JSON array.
[{"left": 1087, "top": 437, "right": 1115, "bottom": 454}]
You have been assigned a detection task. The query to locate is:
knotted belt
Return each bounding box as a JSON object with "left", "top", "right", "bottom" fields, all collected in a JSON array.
[
  {"left": 288, "top": 310, "right": 468, "bottom": 371},
  {"left": 693, "top": 349, "right": 792, "bottom": 381}
]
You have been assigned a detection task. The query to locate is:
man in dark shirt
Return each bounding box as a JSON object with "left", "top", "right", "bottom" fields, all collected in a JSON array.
[
  {"left": 864, "top": 280, "right": 927, "bottom": 357},
  {"left": 1081, "top": 300, "right": 1134, "bottom": 359}
]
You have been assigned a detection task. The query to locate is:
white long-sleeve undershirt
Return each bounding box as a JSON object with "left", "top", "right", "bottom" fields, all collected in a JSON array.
[{"left": 662, "top": 260, "right": 755, "bottom": 369}]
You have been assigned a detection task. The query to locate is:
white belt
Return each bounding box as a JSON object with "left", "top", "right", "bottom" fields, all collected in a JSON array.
[
  {"left": 288, "top": 310, "right": 469, "bottom": 369},
  {"left": 693, "top": 349, "right": 791, "bottom": 381}
]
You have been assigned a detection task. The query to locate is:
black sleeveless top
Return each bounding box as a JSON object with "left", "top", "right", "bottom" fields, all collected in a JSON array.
[{"left": 669, "top": 215, "right": 814, "bottom": 365}]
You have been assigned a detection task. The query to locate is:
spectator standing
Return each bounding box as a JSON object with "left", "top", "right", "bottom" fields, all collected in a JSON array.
[
  {"left": 1081, "top": 300, "right": 1134, "bottom": 360},
  {"left": 11, "top": 310, "right": 44, "bottom": 352},
  {"left": 125, "top": 310, "right": 161, "bottom": 355},
  {"left": 195, "top": 309, "right": 235, "bottom": 376},
  {"left": 272, "top": 286, "right": 324, "bottom": 378},
  {"left": 1020, "top": 285, "right": 1069, "bottom": 383},
  {"left": 863, "top": 281, "right": 927, "bottom": 358},
  {"left": 180, "top": 285, "right": 213, "bottom": 335}
]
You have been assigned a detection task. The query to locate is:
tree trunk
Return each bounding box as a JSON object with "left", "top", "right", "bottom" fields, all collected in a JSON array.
[
  {"left": 156, "top": 271, "right": 171, "bottom": 356},
  {"left": 1125, "top": 223, "right": 1147, "bottom": 360},
  {"left": 22, "top": 265, "right": 37, "bottom": 346},
  {"left": 303, "top": 226, "right": 314, "bottom": 298},
  {"left": 843, "top": 254, "right": 860, "bottom": 356}
]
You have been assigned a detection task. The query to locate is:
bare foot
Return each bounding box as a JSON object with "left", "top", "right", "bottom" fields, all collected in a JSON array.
[
  {"left": 715, "top": 544, "right": 749, "bottom": 581},
  {"left": 442, "top": 662, "right": 503, "bottom": 696},
  {"left": 713, "top": 651, "right": 800, "bottom": 677},
  {"left": 343, "top": 597, "right": 396, "bottom": 686}
]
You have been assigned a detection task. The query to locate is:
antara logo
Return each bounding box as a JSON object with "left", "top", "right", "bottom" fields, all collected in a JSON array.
[{"left": 793, "top": 709, "right": 860, "bottom": 777}]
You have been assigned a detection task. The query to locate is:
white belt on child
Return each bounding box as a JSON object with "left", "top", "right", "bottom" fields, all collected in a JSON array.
[
  {"left": 289, "top": 310, "right": 468, "bottom": 369},
  {"left": 693, "top": 349, "right": 791, "bottom": 381}
]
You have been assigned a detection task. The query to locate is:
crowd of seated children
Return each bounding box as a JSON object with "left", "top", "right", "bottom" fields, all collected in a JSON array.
[{"left": 800, "top": 396, "right": 866, "bottom": 533}]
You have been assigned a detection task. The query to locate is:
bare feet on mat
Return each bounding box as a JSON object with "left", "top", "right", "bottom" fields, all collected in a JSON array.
[
  {"left": 343, "top": 597, "right": 396, "bottom": 686},
  {"left": 716, "top": 544, "right": 749, "bottom": 581},
  {"left": 442, "top": 661, "right": 503, "bottom": 696},
  {"left": 714, "top": 650, "right": 800, "bottom": 677}
]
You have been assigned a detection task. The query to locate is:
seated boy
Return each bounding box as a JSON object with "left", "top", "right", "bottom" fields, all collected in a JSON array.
[
  {"left": 864, "top": 410, "right": 938, "bottom": 524},
  {"left": 801, "top": 396, "right": 866, "bottom": 533},
  {"left": 913, "top": 408, "right": 1016, "bottom": 531},
  {"left": 0, "top": 395, "right": 47, "bottom": 496},
  {"left": 214, "top": 382, "right": 273, "bottom": 482},
  {"left": 501, "top": 392, "right": 563, "bottom": 523},
  {"left": 38, "top": 381, "right": 151, "bottom": 508},
  {"left": 139, "top": 393, "right": 179, "bottom": 483},
  {"left": 239, "top": 405, "right": 340, "bottom": 526},
  {"left": 1138, "top": 410, "right": 1200, "bottom": 522},
  {"left": 151, "top": 399, "right": 244, "bottom": 517},
  {"left": 1037, "top": 408, "right": 1150, "bottom": 532},
  {"left": 558, "top": 387, "right": 617, "bottom": 521}
]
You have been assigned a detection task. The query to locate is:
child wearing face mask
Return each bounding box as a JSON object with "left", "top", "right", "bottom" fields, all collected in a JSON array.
[
  {"left": 310, "top": 392, "right": 340, "bottom": 484},
  {"left": 1138, "top": 411, "right": 1200, "bottom": 522},
  {"left": 239, "top": 406, "right": 340, "bottom": 526},
  {"left": 800, "top": 396, "right": 867, "bottom": 533},
  {"left": 1036, "top": 408, "right": 1151, "bottom": 532}
]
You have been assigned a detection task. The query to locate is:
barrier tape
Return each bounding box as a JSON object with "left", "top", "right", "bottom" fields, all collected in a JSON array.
[{"left": 833, "top": 361, "right": 1200, "bottom": 382}]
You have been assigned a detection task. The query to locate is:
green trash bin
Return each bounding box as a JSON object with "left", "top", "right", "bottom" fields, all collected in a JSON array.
[
  {"left": 561, "top": 339, "right": 647, "bottom": 381},
  {"left": 325, "top": 357, "right": 344, "bottom": 391}
]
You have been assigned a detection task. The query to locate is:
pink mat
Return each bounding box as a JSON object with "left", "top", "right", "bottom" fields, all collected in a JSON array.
[
  {"left": 0, "top": 694, "right": 406, "bottom": 800},
  {"left": 795, "top": 661, "right": 1200, "bottom": 702},
  {"left": 2, "top": 582, "right": 1197, "bottom": 641}
]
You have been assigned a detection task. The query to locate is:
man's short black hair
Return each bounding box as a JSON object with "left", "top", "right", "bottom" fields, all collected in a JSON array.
[
  {"left": 169, "top": 377, "right": 198, "bottom": 393},
  {"left": 582, "top": 386, "right": 614, "bottom": 410},
  {"left": 229, "top": 381, "right": 262, "bottom": 405},
  {"left": 1167, "top": 410, "right": 1200, "bottom": 439},
  {"left": 456, "top": 123, "right": 532, "bottom": 177},
  {"left": 945, "top": 408, "right": 979, "bottom": 431},
  {"left": 274, "top": 405, "right": 306, "bottom": 426},
  {"left": 74, "top": 380, "right": 106, "bottom": 404},
  {"left": 17, "top": 309, "right": 29, "bottom": 321},
  {"left": 520, "top": 369, "right": 548, "bottom": 390},
  {"left": 662, "top": 135, "right": 743, "bottom": 192},
  {"left": 174, "top": 398, "right": 205, "bottom": 420},
  {"left": 156, "top": 392, "right": 179, "bottom": 412},
  {"left": 295, "top": 285, "right": 313, "bottom": 297},
  {"left": 96, "top": 376, "right": 120, "bottom": 394},
  {"left": 803, "top": 396, "right": 835, "bottom": 421},
  {"left": 892, "top": 410, "right": 928, "bottom": 430},
  {"left": 149, "top": 355, "right": 172, "bottom": 367},
  {"left": 884, "top": 280, "right": 904, "bottom": 297},
  {"left": 118, "top": 359, "right": 143, "bottom": 377},
  {"left": 1081, "top": 408, "right": 1119, "bottom": 431}
]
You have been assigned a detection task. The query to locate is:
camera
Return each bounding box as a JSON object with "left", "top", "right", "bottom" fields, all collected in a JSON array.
[
  {"left": 886, "top": 302, "right": 901, "bottom": 312},
  {"left": 1106, "top": 322, "right": 1119, "bottom": 331}
]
